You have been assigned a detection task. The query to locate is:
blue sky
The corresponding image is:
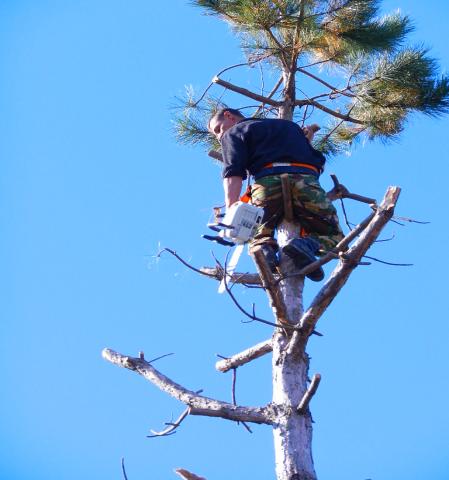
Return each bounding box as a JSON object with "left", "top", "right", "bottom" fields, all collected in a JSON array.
[{"left": 1, "top": 1, "right": 448, "bottom": 479}]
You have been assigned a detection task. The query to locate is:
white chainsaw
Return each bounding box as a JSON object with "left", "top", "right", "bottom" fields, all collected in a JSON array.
[{"left": 203, "top": 201, "right": 264, "bottom": 293}]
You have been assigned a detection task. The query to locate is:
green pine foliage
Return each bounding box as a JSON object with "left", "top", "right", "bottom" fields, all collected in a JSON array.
[
  {"left": 350, "top": 48, "right": 449, "bottom": 136},
  {"left": 178, "top": 0, "right": 449, "bottom": 155},
  {"left": 173, "top": 87, "right": 224, "bottom": 151}
]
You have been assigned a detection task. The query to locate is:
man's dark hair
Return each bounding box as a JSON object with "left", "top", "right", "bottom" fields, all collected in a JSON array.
[{"left": 208, "top": 108, "right": 245, "bottom": 130}]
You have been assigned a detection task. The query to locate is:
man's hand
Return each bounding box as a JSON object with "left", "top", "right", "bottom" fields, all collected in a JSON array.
[
  {"left": 303, "top": 123, "right": 320, "bottom": 142},
  {"left": 223, "top": 176, "right": 243, "bottom": 208}
]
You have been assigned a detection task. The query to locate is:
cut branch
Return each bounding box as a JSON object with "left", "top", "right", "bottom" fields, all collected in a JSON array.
[
  {"left": 200, "top": 267, "right": 262, "bottom": 285},
  {"left": 213, "top": 77, "right": 281, "bottom": 107},
  {"left": 216, "top": 338, "right": 272, "bottom": 372},
  {"left": 208, "top": 150, "right": 223, "bottom": 162},
  {"left": 288, "top": 186, "right": 401, "bottom": 355},
  {"left": 327, "top": 174, "right": 377, "bottom": 204},
  {"left": 102, "top": 348, "right": 273, "bottom": 425},
  {"left": 175, "top": 468, "right": 207, "bottom": 480},
  {"left": 297, "top": 374, "right": 322, "bottom": 414}
]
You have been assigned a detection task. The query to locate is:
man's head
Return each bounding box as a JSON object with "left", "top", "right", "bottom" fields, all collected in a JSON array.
[{"left": 208, "top": 108, "right": 245, "bottom": 141}]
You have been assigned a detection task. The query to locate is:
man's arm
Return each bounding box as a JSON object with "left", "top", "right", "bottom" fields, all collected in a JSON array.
[{"left": 223, "top": 176, "right": 243, "bottom": 208}]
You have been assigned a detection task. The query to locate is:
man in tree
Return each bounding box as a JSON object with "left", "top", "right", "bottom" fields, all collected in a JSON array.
[{"left": 209, "top": 108, "right": 344, "bottom": 281}]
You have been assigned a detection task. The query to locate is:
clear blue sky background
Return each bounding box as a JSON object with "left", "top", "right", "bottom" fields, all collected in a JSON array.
[{"left": 1, "top": 1, "right": 448, "bottom": 479}]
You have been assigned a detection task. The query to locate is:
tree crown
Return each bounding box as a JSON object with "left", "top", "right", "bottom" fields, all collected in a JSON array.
[{"left": 174, "top": 0, "right": 448, "bottom": 156}]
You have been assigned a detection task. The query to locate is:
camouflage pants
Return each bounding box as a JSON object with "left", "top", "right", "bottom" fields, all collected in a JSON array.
[{"left": 249, "top": 174, "right": 343, "bottom": 254}]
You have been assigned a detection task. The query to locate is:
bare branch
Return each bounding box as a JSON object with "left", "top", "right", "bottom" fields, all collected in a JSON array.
[
  {"left": 295, "top": 99, "right": 365, "bottom": 124},
  {"left": 327, "top": 174, "right": 377, "bottom": 205},
  {"left": 231, "top": 368, "right": 238, "bottom": 405},
  {"left": 216, "top": 338, "right": 272, "bottom": 372},
  {"left": 191, "top": 55, "right": 274, "bottom": 108},
  {"left": 207, "top": 361, "right": 254, "bottom": 433},
  {"left": 393, "top": 216, "right": 430, "bottom": 225},
  {"left": 213, "top": 77, "right": 281, "bottom": 107},
  {"left": 297, "top": 374, "right": 322, "bottom": 414},
  {"left": 158, "top": 248, "right": 218, "bottom": 278},
  {"left": 304, "top": 0, "right": 353, "bottom": 21},
  {"left": 145, "top": 352, "right": 175, "bottom": 363},
  {"left": 340, "top": 198, "right": 353, "bottom": 230},
  {"left": 215, "top": 253, "right": 298, "bottom": 332},
  {"left": 363, "top": 255, "right": 413, "bottom": 267},
  {"left": 252, "top": 250, "right": 289, "bottom": 326},
  {"left": 148, "top": 407, "right": 192, "bottom": 438},
  {"left": 374, "top": 233, "right": 396, "bottom": 243},
  {"left": 208, "top": 150, "right": 223, "bottom": 162},
  {"left": 288, "top": 186, "right": 401, "bottom": 355},
  {"left": 263, "top": 26, "right": 289, "bottom": 67},
  {"left": 175, "top": 468, "right": 207, "bottom": 480},
  {"left": 297, "top": 68, "right": 356, "bottom": 98},
  {"left": 102, "top": 348, "right": 273, "bottom": 425},
  {"left": 200, "top": 267, "right": 263, "bottom": 285},
  {"left": 299, "top": 56, "right": 338, "bottom": 69},
  {"left": 254, "top": 75, "right": 284, "bottom": 117},
  {"left": 121, "top": 458, "right": 129, "bottom": 480}
]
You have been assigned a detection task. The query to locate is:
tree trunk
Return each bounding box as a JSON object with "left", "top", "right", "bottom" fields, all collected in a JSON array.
[
  {"left": 272, "top": 334, "right": 315, "bottom": 480},
  {"left": 271, "top": 222, "right": 316, "bottom": 480},
  {"left": 279, "top": 71, "right": 295, "bottom": 121},
  {"left": 269, "top": 84, "right": 317, "bottom": 479}
]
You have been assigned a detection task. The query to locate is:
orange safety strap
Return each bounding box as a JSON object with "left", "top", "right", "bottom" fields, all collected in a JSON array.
[
  {"left": 240, "top": 185, "right": 251, "bottom": 203},
  {"left": 263, "top": 162, "right": 320, "bottom": 174}
]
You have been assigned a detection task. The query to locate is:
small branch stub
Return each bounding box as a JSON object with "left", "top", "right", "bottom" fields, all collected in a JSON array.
[
  {"left": 208, "top": 150, "right": 223, "bottom": 162},
  {"left": 175, "top": 468, "right": 207, "bottom": 480},
  {"left": 297, "top": 374, "right": 322, "bottom": 414},
  {"left": 216, "top": 338, "right": 273, "bottom": 372}
]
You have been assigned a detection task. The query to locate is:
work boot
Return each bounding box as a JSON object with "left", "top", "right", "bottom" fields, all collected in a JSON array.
[
  {"left": 259, "top": 244, "right": 279, "bottom": 273},
  {"left": 282, "top": 238, "right": 324, "bottom": 282}
]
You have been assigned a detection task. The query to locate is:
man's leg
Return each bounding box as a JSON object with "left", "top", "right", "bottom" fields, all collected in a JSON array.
[
  {"left": 290, "top": 174, "right": 343, "bottom": 252},
  {"left": 248, "top": 175, "right": 283, "bottom": 270},
  {"left": 281, "top": 174, "right": 343, "bottom": 281}
]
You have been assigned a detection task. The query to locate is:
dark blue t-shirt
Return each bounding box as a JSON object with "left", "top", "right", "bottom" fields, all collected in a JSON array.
[{"left": 221, "top": 118, "right": 325, "bottom": 179}]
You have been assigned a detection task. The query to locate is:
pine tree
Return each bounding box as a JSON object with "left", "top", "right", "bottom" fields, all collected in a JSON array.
[{"left": 104, "top": 2, "right": 448, "bottom": 479}]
